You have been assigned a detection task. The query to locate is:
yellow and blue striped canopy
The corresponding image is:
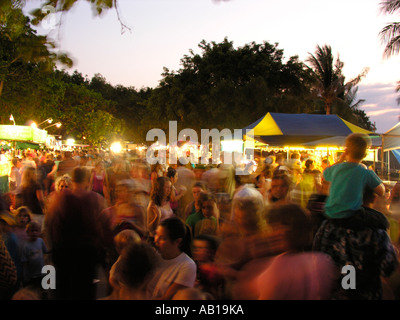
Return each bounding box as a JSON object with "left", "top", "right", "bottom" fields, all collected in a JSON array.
[{"left": 243, "top": 112, "right": 372, "bottom": 146}]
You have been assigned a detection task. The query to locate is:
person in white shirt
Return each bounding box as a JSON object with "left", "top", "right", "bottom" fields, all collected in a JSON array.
[{"left": 147, "top": 217, "right": 196, "bottom": 300}]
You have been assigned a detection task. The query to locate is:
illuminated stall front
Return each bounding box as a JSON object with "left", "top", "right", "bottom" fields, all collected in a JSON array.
[
  {"left": 240, "top": 112, "right": 376, "bottom": 172},
  {"left": 0, "top": 124, "right": 48, "bottom": 155}
]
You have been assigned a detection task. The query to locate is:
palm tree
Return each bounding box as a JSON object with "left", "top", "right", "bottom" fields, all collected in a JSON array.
[
  {"left": 306, "top": 45, "right": 368, "bottom": 115},
  {"left": 306, "top": 45, "right": 346, "bottom": 115},
  {"left": 379, "top": 0, "right": 400, "bottom": 58}
]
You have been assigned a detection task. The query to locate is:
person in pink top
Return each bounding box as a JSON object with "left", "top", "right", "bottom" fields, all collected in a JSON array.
[{"left": 257, "top": 204, "right": 337, "bottom": 300}]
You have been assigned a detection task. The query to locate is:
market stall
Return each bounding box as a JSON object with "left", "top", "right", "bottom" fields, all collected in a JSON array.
[{"left": 240, "top": 112, "right": 375, "bottom": 170}]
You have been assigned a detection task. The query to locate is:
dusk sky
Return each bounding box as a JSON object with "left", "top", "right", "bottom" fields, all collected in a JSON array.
[{"left": 25, "top": 0, "right": 400, "bottom": 134}]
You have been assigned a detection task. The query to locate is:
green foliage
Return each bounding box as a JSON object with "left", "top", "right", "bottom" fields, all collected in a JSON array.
[
  {"left": 142, "top": 38, "right": 316, "bottom": 137},
  {"left": 0, "top": 2, "right": 376, "bottom": 144}
]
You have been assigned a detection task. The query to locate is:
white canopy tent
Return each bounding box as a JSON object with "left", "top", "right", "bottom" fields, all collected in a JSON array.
[{"left": 381, "top": 122, "right": 400, "bottom": 180}]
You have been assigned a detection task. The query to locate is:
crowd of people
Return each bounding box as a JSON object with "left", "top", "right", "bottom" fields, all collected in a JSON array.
[{"left": 0, "top": 132, "right": 399, "bottom": 300}]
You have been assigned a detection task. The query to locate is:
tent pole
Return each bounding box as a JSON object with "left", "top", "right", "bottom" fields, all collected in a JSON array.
[
  {"left": 388, "top": 150, "right": 391, "bottom": 181},
  {"left": 381, "top": 135, "right": 384, "bottom": 180},
  {"left": 373, "top": 149, "right": 376, "bottom": 173}
]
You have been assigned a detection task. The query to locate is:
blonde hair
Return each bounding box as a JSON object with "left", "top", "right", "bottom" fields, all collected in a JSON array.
[
  {"left": 114, "top": 229, "right": 141, "bottom": 254},
  {"left": 55, "top": 174, "right": 72, "bottom": 191}
]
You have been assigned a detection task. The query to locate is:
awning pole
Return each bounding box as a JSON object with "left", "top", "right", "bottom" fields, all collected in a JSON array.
[{"left": 381, "top": 135, "right": 384, "bottom": 179}]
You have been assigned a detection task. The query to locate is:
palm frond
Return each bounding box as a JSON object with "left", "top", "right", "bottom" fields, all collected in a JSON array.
[
  {"left": 379, "top": 22, "right": 400, "bottom": 58},
  {"left": 380, "top": 0, "right": 400, "bottom": 14}
]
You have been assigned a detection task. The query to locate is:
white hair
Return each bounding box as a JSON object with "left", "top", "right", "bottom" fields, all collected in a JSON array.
[{"left": 230, "top": 185, "right": 265, "bottom": 221}]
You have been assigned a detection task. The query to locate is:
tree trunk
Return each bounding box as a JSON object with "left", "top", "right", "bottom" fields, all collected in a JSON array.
[{"left": 325, "top": 101, "right": 331, "bottom": 115}]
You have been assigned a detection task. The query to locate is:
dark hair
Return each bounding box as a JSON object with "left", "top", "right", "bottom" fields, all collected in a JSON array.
[
  {"left": 363, "top": 186, "right": 376, "bottom": 206},
  {"left": 193, "top": 181, "right": 208, "bottom": 191},
  {"left": 118, "top": 242, "right": 159, "bottom": 288},
  {"left": 160, "top": 217, "right": 192, "bottom": 256},
  {"left": 271, "top": 172, "right": 292, "bottom": 188},
  {"left": 266, "top": 204, "right": 313, "bottom": 252},
  {"left": 151, "top": 176, "right": 171, "bottom": 206},
  {"left": 166, "top": 167, "right": 177, "bottom": 179},
  {"left": 71, "top": 167, "right": 90, "bottom": 184},
  {"left": 198, "top": 192, "right": 216, "bottom": 210},
  {"left": 305, "top": 159, "right": 314, "bottom": 168},
  {"left": 193, "top": 234, "right": 220, "bottom": 253}
]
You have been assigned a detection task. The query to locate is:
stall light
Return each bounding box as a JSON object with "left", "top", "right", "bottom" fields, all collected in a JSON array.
[
  {"left": 283, "top": 146, "right": 306, "bottom": 151},
  {"left": 110, "top": 141, "right": 122, "bottom": 153},
  {"left": 315, "top": 147, "right": 340, "bottom": 151}
]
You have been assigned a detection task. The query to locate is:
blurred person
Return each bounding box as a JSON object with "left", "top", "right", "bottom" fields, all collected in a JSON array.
[
  {"left": 45, "top": 168, "right": 112, "bottom": 300},
  {"left": 0, "top": 150, "right": 10, "bottom": 194},
  {"left": 230, "top": 186, "right": 266, "bottom": 238},
  {"left": 104, "top": 229, "right": 143, "bottom": 299},
  {"left": 306, "top": 171, "right": 330, "bottom": 237},
  {"left": 13, "top": 206, "right": 33, "bottom": 244},
  {"left": 12, "top": 287, "right": 41, "bottom": 300},
  {"left": 254, "top": 174, "right": 267, "bottom": 198},
  {"left": 303, "top": 158, "right": 315, "bottom": 173},
  {"left": 20, "top": 152, "right": 36, "bottom": 176},
  {"left": 256, "top": 204, "right": 337, "bottom": 300},
  {"left": 184, "top": 181, "right": 208, "bottom": 219},
  {"left": 191, "top": 234, "right": 224, "bottom": 299},
  {"left": 54, "top": 174, "right": 73, "bottom": 192},
  {"left": 362, "top": 187, "right": 398, "bottom": 244},
  {"left": 217, "top": 162, "right": 236, "bottom": 200},
  {"left": 166, "top": 167, "right": 187, "bottom": 215},
  {"left": 175, "top": 161, "right": 196, "bottom": 221},
  {"left": 0, "top": 210, "right": 22, "bottom": 293},
  {"left": 265, "top": 172, "right": 292, "bottom": 209},
  {"left": 56, "top": 151, "right": 78, "bottom": 178},
  {"left": 264, "top": 155, "right": 277, "bottom": 172},
  {"left": 89, "top": 160, "right": 106, "bottom": 197},
  {"left": 187, "top": 192, "right": 219, "bottom": 237},
  {"left": 320, "top": 158, "right": 331, "bottom": 172},
  {"left": 147, "top": 176, "right": 174, "bottom": 240},
  {"left": 14, "top": 167, "right": 45, "bottom": 228},
  {"left": 40, "top": 153, "right": 56, "bottom": 196},
  {"left": 129, "top": 162, "right": 151, "bottom": 206},
  {"left": 0, "top": 238, "right": 17, "bottom": 299},
  {"left": 314, "top": 188, "right": 399, "bottom": 299},
  {"left": 291, "top": 162, "right": 319, "bottom": 209},
  {"left": 146, "top": 217, "right": 196, "bottom": 300},
  {"left": 172, "top": 287, "right": 213, "bottom": 300},
  {"left": 272, "top": 153, "right": 288, "bottom": 174},
  {"left": 104, "top": 179, "right": 147, "bottom": 240},
  {"left": 150, "top": 163, "right": 164, "bottom": 187},
  {"left": 113, "top": 229, "right": 141, "bottom": 256},
  {"left": 287, "top": 152, "right": 302, "bottom": 172},
  {"left": 103, "top": 156, "right": 131, "bottom": 207},
  {"left": 185, "top": 190, "right": 209, "bottom": 235},
  {"left": 217, "top": 186, "right": 277, "bottom": 300},
  {"left": 46, "top": 174, "right": 73, "bottom": 214},
  {"left": 103, "top": 241, "right": 159, "bottom": 300},
  {"left": 9, "top": 157, "right": 21, "bottom": 192},
  {"left": 20, "top": 221, "right": 48, "bottom": 289},
  {"left": 46, "top": 154, "right": 62, "bottom": 188},
  {"left": 201, "top": 166, "right": 220, "bottom": 194},
  {"left": 389, "top": 181, "right": 400, "bottom": 220}
]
